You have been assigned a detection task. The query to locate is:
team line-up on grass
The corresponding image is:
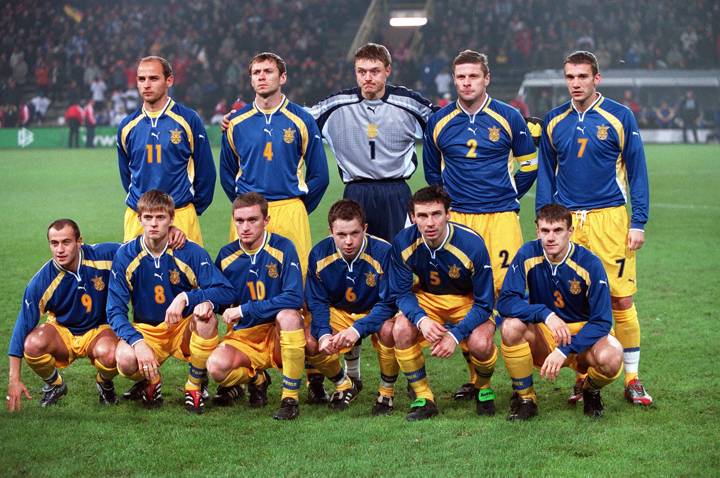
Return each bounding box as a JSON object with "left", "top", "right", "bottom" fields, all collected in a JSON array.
[{"left": 7, "top": 45, "right": 653, "bottom": 421}]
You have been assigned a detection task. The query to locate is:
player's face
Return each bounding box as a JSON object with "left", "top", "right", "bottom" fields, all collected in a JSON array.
[
  {"left": 330, "top": 218, "right": 367, "bottom": 261},
  {"left": 140, "top": 209, "right": 173, "bottom": 243},
  {"left": 564, "top": 63, "right": 600, "bottom": 107},
  {"left": 136, "top": 60, "right": 173, "bottom": 107},
  {"left": 355, "top": 58, "right": 390, "bottom": 100},
  {"left": 250, "top": 60, "right": 286, "bottom": 99},
  {"left": 453, "top": 63, "right": 490, "bottom": 106},
  {"left": 48, "top": 226, "right": 82, "bottom": 271},
  {"left": 537, "top": 219, "right": 573, "bottom": 261},
  {"left": 412, "top": 201, "right": 450, "bottom": 247},
  {"left": 234, "top": 205, "right": 269, "bottom": 250}
]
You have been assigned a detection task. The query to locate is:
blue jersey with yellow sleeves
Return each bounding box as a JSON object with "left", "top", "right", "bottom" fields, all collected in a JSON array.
[
  {"left": 9, "top": 243, "right": 119, "bottom": 358},
  {"left": 306, "top": 235, "right": 396, "bottom": 340},
  {"left": 117, "top": 99, "right": 216, "bottom": 214},
  {"left": 497, "top": 240, "right": 613, "bottom": 356},
  {"left": 389, "top": 222, "right": 495, "bottom": 342},
  {"left": 536, "top": 95, "right": 650, "bottom": 229},
  {"left": 215, "top": 232, "right": 304, "bottom": 330},
  {"left": 106, "top": 237, "right": 234, "bottom": 345},
  {"left": 423, "top": 97, "right": 537, "bottom": 213},
  {"left": 220, "top": 97, "right": 329, "bottom": 214}
]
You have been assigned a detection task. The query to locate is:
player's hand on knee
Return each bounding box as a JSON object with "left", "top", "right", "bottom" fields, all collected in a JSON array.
[
  {"left": 627, "top": 229, "right": 645, "bottom": 251},
  {"left": 419, "top": 317, "right": 446, "bottom": 344},
  {"left": 334, "top": 328, "right": 360, "bottom": 351},
  {"left": 134, "top": 341, "right": 160, "bottom": 381},
  {"left": 6, "top": 381, "right": 32, "bottom": 412},
  {"left": 318, "top": 335, "right": 334, "bottom": 354},
  {"left": 540, "top": 349, "right": 565, "bottom": 381},
  {"left": 222, "top": 306, "right": 241, "bottom": 326},
  {"left": 430, "top": 334, "right": 457, "bottom": 358},
  {"left": 193, "top": 301, "right": 215, "bottom": 322},
  {"left": 167, "top": 226, "right": 187, "bottom": 249},
  {"left": 546, "top": 313, "right": 571, "bottom": 347},
  {"left": 165, "top": 293, "right": 188, "bottom": 326}
]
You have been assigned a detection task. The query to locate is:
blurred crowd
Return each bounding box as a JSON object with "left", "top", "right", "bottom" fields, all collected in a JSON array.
[
  {"left": 397, "top": 0, "right": 719, "bottom": 98},
  {"left": 0, "top": 0, "right": 718, "bottom": 129},
  {"left": 0, "top": 0, "right": 363, "bottom": 128}
]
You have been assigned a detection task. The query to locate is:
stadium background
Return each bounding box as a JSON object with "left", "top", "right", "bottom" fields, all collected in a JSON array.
[{"left": 0, "top": 1, "right": 719, "bottom": 476}]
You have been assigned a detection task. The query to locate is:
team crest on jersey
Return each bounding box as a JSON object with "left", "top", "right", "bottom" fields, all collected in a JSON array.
[
  {"left": 568, "top": 278, "right": 582, "bottom": 295},
  {"left": 488, "top": 126, "right": 501, "bottom": 142},
  {"left": 367, "top": 123, "right": 379, "bottom": 139},
  {"left": 283, "top": 128, "right": 295, "bottom": 144},
  {"left": 365, "top": 272, "right": 376, "bottom": 287},
  {"left": 169, "top": 269, "right": 181, "bottom": 285},
  {"left": 169, "top": 129, "right": 183, "bottom": 144},
  {"left": 448, "top": 265, "right": 461, "bottom": 279},
  {"left": 596, "top": 125, "right": 609, "bottom": 140},
  {"left": 91, "top": 276, "right": 105, "bottom": 292},
  {"left": 266, "top": 262, "right": 279, "bottom": 279}
]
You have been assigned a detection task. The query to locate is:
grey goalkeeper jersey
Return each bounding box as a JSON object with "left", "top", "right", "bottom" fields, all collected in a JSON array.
[{"left": 309, "top": 85, "right": 435, "bottom": 183}]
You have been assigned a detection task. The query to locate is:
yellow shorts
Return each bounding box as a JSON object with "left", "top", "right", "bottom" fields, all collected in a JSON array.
[
  {"left": 45, "top": 318, "right": 112, "bottom": 368},
  {"left": 134, "top": 318, "right": 192, "bottom": 365},
  {"left": 415, "top": 291, "right": 494, "bottom": 347},
  {"left": 533, "top": 321, "right": 587, "bottom": 369},
  {"left": 229, "top": 197, "right": 311, "bottom": 276},
  {"left": 221, "top": 323, "right": 280, "bottom": 372},
  {"left": 124, "top": 204, "right": 204, "bottom": 246},
  {"left": 450, "top": 211, "right": 523, "bottom": 296},
  {"left": 570, "top": 206, "right": 637, "bottom": 297}
]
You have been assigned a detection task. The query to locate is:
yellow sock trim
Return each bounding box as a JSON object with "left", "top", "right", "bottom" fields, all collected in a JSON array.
[
  {"left": 395, "top": 344, "right": 433, "bottom": 401},
  {"left": 470, "top": 345, "right": 497, "bottom": 389},
  {"left": 613, "top": 305, "right": 641, "bottom": 384},
  {"left": 502, "top": 342, "right": 535, "bottom": 400},
  {"left": 280, "top": 329, "right": 306, "bottom": 400},
  {"left": 375, "top": 342, "right": 400, "bottom": 377},
  {"left": 587, "top": 364, "right": 623, "bottom": 390},
  {"left": 94, "top": 359, "right": 118, "bottom": 382},
  {"left": 220, "top": 366, "right": 251, "bottom": 388},
  {"left": 24, "top": 352, "right": 57, "bottom": 382},
  {"left": 187, "top": 333, "right": 218, "bottom": 388},
  {"left": 306, "top": 353, "right": 342, "bottom": 380}
]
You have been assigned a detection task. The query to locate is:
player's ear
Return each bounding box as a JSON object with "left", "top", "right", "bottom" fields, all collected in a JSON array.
[
  {"left": 78, "top": 235, "right": 84, "bottom": 244},
  {"left": 363, "top": 223, "right": 368, "bottom": 233}
]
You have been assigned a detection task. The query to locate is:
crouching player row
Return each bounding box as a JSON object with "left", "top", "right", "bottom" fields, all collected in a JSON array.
[
  {"left": 497, "top": 204, "right": 623, "bottom": 419},
  {"left": 304, "top": 200, "right": 398, "bottom": 415}
]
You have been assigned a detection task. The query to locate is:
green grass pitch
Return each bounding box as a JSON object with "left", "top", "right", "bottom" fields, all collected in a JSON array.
[{"left": 0, "top": 144, "right": 718, "bottom": 476}]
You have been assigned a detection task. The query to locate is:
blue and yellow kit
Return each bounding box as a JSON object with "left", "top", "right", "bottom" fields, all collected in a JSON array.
[
  {"left": 106, "top": 237, "right": 235, "bottom": 345},
  {"left": 215, "top": 232, "right": 304, "bottom": 330},
  {"left": 497, "top": 240, "right": 613, "bottom": 356},
  {"left": 306, "top": 235, "right": 396, "bottom": 340},
  {"left": 389, "top": 223, "right": 495, "bottom": 342},
  {"left": 423, "top": 96, "right": 538, "bottom": 213},
  {"left": 117, "top": 98, "right": 216, "bottom": 215},
  {"left": 8, "top": 243, "right": 119, "bottom": 358},
  {"left": 536, "top": 94, "right": 649, "bottom": 229},
  {"left": 220, "top": 97, "right": 329, "bottom": 214}
]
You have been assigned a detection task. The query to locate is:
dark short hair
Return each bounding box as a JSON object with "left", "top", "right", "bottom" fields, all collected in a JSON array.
[
  {"left": 328, "top": 199, "right": 365, "bottom": 228},
  {"left": 249, "top": 52, "right": 287, "bottom": 76},
  {"left": 47, "top": 218, "right": 81, "bottom": 240},
  {"left": 564, "top": 50, "right": 599, "bottom": 76},
  {"left": 452, "top": 49, "right": 490, "bottom": 76},
  {"left": 139, "top": 56, "right": 173, "bottom": 78},
  {"left": 137, "top": 189, "right": 175, "bottom": 216},
  {"left": 355, "top": 43, "right": 392, "bottom": 68},
  {"left": 536, "top": 204, "right": 572, "bottom": 229},
  {"left": 233, "top": 192, "right": 269, "bottom": 218},
  {"left": 410, "top": 185, "right": 451, "bottom": 214}
]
